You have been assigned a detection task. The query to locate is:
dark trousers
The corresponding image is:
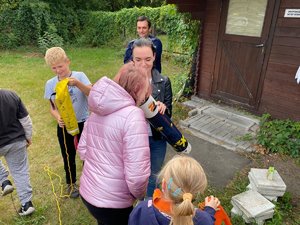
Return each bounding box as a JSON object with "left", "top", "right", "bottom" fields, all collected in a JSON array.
[
  {"left": 81, "top": 196, "right": 133, "bottom": 225},
  {"left": 57, "top": 122, "right": 84, "bottom": 184}
]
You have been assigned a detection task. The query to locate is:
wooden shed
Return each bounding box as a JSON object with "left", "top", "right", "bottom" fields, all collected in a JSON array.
[{"left": 167, "top": 0, "right": 300, "bottom": 121}]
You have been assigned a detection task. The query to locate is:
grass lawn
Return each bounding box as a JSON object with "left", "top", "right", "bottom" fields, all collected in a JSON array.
[{"left": 0, "top": 46, "right": 187, "bottom": 225}]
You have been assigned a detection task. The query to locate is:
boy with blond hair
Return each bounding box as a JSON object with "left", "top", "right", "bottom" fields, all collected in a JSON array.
[{"left": 44, "top": 47, "right": 92, "bottom": 198}]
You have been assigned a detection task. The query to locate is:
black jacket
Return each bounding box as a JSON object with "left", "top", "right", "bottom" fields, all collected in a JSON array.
[{"left": 150, "top": 69, "right": 173, "bottom": 140}]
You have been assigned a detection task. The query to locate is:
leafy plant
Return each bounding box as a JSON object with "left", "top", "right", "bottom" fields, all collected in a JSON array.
[
  {"left": 265, "top": 192, "right": 293, "bottom": 225},
  {"left": 257, "top": 114, "right": 300, "bottom": 157},
  {"left": 235, "top": 133, "right": 254, "bottom": 142},
  {"left": 38, "top": 31, "right": 64, "bottom": 53}
]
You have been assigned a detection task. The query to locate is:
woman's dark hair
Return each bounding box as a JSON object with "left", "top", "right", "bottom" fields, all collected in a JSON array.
[{"left": 132, "top": 38, "right": 156, "bottom": 55}]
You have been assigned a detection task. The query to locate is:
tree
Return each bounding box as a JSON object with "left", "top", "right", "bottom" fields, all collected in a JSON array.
[
  {"left": 0, "top": 0, "right": 22, "bottom": 11},
  {"left": 41, "top": 0, "right": 165, "bottom": 11}
]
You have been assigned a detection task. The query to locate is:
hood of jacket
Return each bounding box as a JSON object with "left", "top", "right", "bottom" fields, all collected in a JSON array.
[{"left": 88, "top": 76, "right": 135, "bottom": 116}]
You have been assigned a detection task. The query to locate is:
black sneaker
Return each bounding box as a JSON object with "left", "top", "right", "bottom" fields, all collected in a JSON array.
[
  {"left": 18, "top": 201, "right": 35, "bottom": 216},
  {"left": 1, "top": 180, "right": 14, "bottom": 196},
  {"left": 67, "top": 183, "right": 80, "bottom": 198}
]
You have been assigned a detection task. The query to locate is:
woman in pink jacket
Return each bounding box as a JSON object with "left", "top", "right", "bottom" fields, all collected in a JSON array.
[{"left": 77, "top": 63, "right": 151, "bottom": 225}]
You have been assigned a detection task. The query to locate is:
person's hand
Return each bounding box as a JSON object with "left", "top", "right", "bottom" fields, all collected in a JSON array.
[
  {"left": 68, "top": 77, "right": 78, "bottom": 87},
  {"left": 156, "top": 101, "right": 166, "bottom": 115},
  {"left": 26, "top": 139, "right": 32, "bottom": 148},
  {"left": 57, "top": 116, "right": 65, "bottom": 128},
  {"left": 205, "top": 196, "right": 220, "bottom": 210}
]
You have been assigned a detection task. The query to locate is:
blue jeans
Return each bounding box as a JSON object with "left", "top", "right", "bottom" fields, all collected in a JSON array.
[{"left": 146, "top": 137, "right": 167, "bottom": 197}]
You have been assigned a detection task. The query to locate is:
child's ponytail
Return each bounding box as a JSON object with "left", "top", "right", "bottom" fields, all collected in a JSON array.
[
  {"left": 171, "top": 192, "right": 195, "bottom": 225},
  {"left": 157, "top": 155, "right": 208, "bottom": 225}
]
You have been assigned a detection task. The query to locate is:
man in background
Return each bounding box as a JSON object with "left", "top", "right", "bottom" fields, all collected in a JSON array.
[{"left": 124, "top": 15, "right": 163, "bottom": 73}]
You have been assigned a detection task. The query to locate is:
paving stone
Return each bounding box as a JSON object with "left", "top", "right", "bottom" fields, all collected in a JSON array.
[
  {"left": 180, "top": 97, "right": 259, "bottom": 153},
  {"left": 248, "top": 168, "right": 287, "bottom": 197},
  {"left": 184, "top": 114, "right": 206, "bottom": 126},
  {"left": 190, "top": 116, "right": 215, "bottom": 129},
  {"left": 231, "top": 190, "right": 275, "bottom": 218}
]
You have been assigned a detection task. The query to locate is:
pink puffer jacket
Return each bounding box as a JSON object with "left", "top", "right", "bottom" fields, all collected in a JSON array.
[{"left": 78, "top": 77, "right": 150, "bottom": 208}]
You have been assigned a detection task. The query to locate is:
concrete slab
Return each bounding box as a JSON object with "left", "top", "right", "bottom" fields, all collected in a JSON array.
[
  {"left": 181, "top": 97, "right": 259, "bottom": 153},
  {"left": 231, "top": 190, "right": 275, "bottom": 218},
  {"left": 165, "top": 132, "right": 251, "bottom": 189},
  {"left": 249, "top": 168, "right": 287, "bottom": 191}
]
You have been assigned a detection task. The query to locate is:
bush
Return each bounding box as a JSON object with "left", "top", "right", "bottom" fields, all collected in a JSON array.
[
  {"left": 0, "top": 33, "right": 18, "bottom": 49},
  {"left": 38, "top": 31, "right": 64, "bottom": 53},
  {"left": 257, "top": 114, "right": 300, "bottom": 157},
  {"left": 14, "top": 0, "right": 52, "bottom": 46},
  {"left": 0, "top": 9, "right": 19, "bottom": 48},
  {"left": 77, "top": 5, "right": 200, "bottom": 58}
]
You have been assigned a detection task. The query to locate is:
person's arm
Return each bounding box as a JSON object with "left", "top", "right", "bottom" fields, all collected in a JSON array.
[
  {"left": 124, "top": 108, "right": 150, "bottom": 199},
  {"left": 19, "top": 115, "right": 32, "bottom": 146},
  {"left": 16, "top": 96, "right": 32, "bottom": 146},
  {"left": 154, "top": 39, "right": 162, "bottom": 73},
  {"left": 49, "top": 102, "right": 65, "bottom": 128},
  {"left": 68, "top": 77, "right": 92, "bottom": 96},
  {"left": 163, "top": 76, "right": 172, "bottom": 117},
  {"left": 77, "top": 123, "right": 88, "bottom": 160},
  {"left": 124, "top": 41, "right": 134, "bottom": 64}
]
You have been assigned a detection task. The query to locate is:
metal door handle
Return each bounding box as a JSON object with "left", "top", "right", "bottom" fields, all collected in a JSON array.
[{"left": 255, "top": 44, "right": 264, "bottom": 47}]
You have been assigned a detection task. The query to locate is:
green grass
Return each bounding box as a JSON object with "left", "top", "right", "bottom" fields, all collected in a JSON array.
[{"left": 0, "top": 46, "right": 186, "bottom": 225}]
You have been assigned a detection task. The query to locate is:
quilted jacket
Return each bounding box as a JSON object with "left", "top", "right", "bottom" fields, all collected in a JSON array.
[{"left": 78, "top": 76, "right": 150, "bottom": 208}]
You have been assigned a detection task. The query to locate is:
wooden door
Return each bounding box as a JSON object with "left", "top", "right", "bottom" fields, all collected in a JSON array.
[{"left": 212, "top": 0, "right": 276, "bottom": 109}]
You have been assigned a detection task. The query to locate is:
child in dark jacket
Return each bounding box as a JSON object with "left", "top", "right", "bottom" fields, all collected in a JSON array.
[{"left": 129, "top": 155, "right": 220, "bottom": 225}]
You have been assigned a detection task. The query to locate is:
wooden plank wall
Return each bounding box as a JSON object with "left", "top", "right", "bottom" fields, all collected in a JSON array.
[
  {"left": 166, "top": 0, "right": 206, "bottom": 20},
  {"left": 259, "top": 0, "right": 300, "bottom": 120},
  {"left": 196, "top": 0, "right": 221, "bottom": 98}
]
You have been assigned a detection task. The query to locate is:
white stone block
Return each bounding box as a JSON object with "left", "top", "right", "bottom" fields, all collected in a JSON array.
[
  {"left": 249, "top": 168, "right": 286, "bottom": 191},
  {"left": 231, "top": 190, "right": 275, "bottom": 218}
]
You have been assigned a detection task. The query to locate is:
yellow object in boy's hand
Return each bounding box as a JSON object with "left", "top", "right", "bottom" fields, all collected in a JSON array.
[{"left": 55, "top": 78, "right": 79, "bottom": 136}]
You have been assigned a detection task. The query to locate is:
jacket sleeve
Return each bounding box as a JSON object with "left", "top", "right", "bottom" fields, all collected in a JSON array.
[
  {"left": 124, "top": 41, "right": 134, "bottom": 64},
  {"left": 19, "top": 115, "right": 32, "bottom": 141},
  {"left": 154, "top": 39, "right": 162, "bottom": 73},
  {"left": 77, "top": 123, "right": 88, "bottom": 160},
  {"left": 164, "top": 76, "right": 173, "bottom": 118},
  {"left": 123, "top": 108, "right": 150, "bottom": 199}
]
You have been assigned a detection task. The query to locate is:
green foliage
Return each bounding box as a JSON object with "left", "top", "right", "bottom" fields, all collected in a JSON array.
[
  {"left": 78, "top": 11, "right": 120, "bottom": 47},
  {"left": 80, "top": 4, "right": 200, "bottom": 55},
  {"left": 42, "top": 0, "right": 165, "bottom": 11},
  {"left": 0, "top": 0, "right": 21, "bottom": 12},
  {"left": 265, "top": 192, "right": 293, "bottom": 225},
  {"left": 38, "top": 31, "right": 64, "bottom": 53},
  {"left": 235, "top": 133, "right": 254, "bottom": 142},
  {"left": 257, "top": 114, "right": 300, "bottom": 157},
  {"left": 0, "top": 4, "right": 199, "bottom": 69},
  {"left": 47, "top": 3, "right": 82, "bottom": 43},
  {"left": 14, "top": 0, "right": 52, "bottom": 46},
  {"left": 0, "top": 9, "right": 19, "bottom": 49},
  {"left": 158, "top": 5, "right": 199, "bottom": 65}
]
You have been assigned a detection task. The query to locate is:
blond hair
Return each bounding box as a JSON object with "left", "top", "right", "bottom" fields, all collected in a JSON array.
[
  {"left": 44, "top": 47, "right": 68, "bottom": 66},
  {"left": 157, "top": 155, "right": 207, "bottom": 225}
]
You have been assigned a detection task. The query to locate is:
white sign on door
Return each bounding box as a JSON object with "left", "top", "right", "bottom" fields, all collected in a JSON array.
[{"left": 284, "top": 9, "right": 300, "bottom": 18}]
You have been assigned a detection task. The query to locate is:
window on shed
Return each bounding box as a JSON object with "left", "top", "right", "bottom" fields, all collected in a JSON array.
[{"left": 225, "top": 0, "right": 268, "bottom": 37}]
